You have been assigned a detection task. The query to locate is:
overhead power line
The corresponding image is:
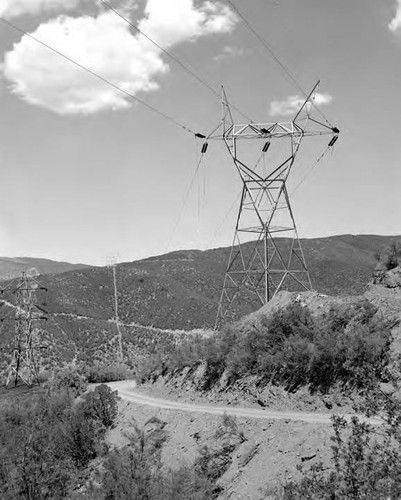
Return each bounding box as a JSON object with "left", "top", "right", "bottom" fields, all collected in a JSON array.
[
  {"left": 99, "top": 0, "right": 254, "bottom": 124},
  {"left": 100, "top": 2, "right": 218, "bottom": 97},
  {"left": 168, "top": 149, "right": 207, "bottom": 251},
  {"left": 0, "top": 16, "right": 199, "bottom": 136},
  {"left": 290, "top": 144, "right": 332, "bottom": 197},
  {"left": 224, "top": 0, "right": 333, "bottom": 127}
]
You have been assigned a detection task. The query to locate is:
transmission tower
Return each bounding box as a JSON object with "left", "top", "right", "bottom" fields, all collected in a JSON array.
[
  {"left": 106, "top": 255, "right": 124, "bottom": 363},
  {"left": 1, "top": 272, "right": 48, "bottom": 388},
  {"left": 211, "top": 82, "right": 339, "bottom": 326}
]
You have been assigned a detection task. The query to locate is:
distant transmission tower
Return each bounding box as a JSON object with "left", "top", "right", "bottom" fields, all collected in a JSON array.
[
  {"left": 106, "top": 255, "right": 123, "bottom": 363},
  {"left": 212, "top": 82, "right": 339, "bottom": 326},
  {"left": 1, "top": 272, "right": 48, "bottom": 388}
]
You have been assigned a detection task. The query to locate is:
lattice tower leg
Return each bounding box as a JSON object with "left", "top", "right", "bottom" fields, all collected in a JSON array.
[{"left": 215, "top": 177, "right": 312, "bottom": 327}]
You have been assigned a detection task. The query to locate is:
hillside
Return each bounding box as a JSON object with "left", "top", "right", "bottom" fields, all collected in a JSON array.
[
  {"left": 0, "top": 257, "right": 90, "bottom": 281},
  {"left": 35, "top": 233, "right": 401, "bottom": 328},
  {"left": 0, "top": 234, "right": 399, "bottom": 372}
]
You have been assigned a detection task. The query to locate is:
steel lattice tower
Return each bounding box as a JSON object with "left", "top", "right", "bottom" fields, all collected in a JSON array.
[
  {"left": 3, "top": 272, "right": 48, "bottom": 388},
  {"left": 212, "top": 82, "right": 339, "bottom": 326}
]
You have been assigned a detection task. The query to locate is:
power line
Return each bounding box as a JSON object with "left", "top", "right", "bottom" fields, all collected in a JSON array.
[
  {"left": 224, "top": 0, "right": 333, "bottom": 127},
  {"left": 100, "top": 2, "right": 218, "bottom": 97},
  {"left": 0, "top": 16, "right": 199, "bottom": 136},
  {"left": 208, "top": 191, "right": 242, "bottom": 249},
  {"left": 290, "top": 145, "right": 332, "bottom": 197},
  {"left": 168, "top": 150, "right": 207, "bottom": 251},
  {"left": 99, "top": 0, "right": 254, "bottom": 124}
]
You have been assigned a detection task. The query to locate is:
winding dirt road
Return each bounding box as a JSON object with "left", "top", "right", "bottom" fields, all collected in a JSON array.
[{"left": 107, "top": 381, "right": 383, "bottom": 426}]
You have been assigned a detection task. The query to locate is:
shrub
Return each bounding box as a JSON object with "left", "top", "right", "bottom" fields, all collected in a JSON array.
[
  {"left": 138, "top": 300, "right": 394, "bottom": 394},
  {"left": 86, "top": 363, "right": 134, "bottom": 383},
  {"left": 214, "top": 413, "right": 247, "bottom": 445},
  {"left": 0, "top": 384, "right": 120, "bottom": 497},
  {"left": 66, "top": 403, "right": 105, "bottom": 467},
  {"left": 98, "top": 421, "right": 213, "bottom": 500},
  {"left": 281, "top": 400, "right": 401, "bottom": 499},
  {"left": 0, "top": 392, "right": 75, "bottom": 499},
  {"left": 80, "top": 384, "right": 120, "bottom": 429},
  {"left": 47, "top": 366, "right": 88, "bottom": 398},
  {"left": 376, "top": 240, "right": 401, "bottom": 271}
]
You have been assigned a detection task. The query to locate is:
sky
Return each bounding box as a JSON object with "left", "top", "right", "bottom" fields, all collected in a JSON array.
[{"left": 0, "top": 0, "right": 400, "bottom": 265}]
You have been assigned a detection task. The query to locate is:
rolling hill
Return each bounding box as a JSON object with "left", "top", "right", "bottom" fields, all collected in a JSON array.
[
  {"left": 0, "top": 234, "right": 399, "bottom": 371},
  {"left": 0, "top": 257, "right": 91, "bottom": 281}
]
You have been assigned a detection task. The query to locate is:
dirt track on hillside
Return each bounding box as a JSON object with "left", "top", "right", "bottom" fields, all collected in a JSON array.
[{"left": 106, "top": 381, "right": 382, "bottom": 426}]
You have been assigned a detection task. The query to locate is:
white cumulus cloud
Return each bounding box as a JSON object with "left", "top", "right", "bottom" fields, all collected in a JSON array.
[
  {"left": 3, "top": 13, "right": 168, "bottom": 114},
  {"left": 389, "top": 0, "right": 401, "bottom": 32},
  {"left": 1, "top": 0, "right": 238, "bottom": 115},
  {"left": 0, "top": 0, "right": 80, "bottom": 19},
  {"left": 269, "top": 92, "right": 333, "bottom": 117},
  {"left": 139, "top": 0, "right": 237, "bottom": 46}
]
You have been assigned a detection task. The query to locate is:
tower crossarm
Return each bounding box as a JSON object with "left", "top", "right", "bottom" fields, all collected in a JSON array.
[{"left": 209, "top": 121, "right": 335, "bottom": 141}]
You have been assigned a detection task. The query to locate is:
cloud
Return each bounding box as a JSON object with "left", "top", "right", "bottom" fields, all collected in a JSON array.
[
  {"left": 269, "top": 92, "right": 333, "bottom": 117},
  {"left": 0, "top": 0, "right": 80, "bottom": 19},
  {"left": 389, "top": 0, "right": 401, "bottom": 32},
  {"left": 213, "top": 45, "right": 248, "bottom": 62},
  {"left": 1, "top": 0, "right": 238, "bottom": 115},
  {"left": 139, "top": 0, "right": 237, "bottom": 46},
  {"left": 2, "top": 13, "right": 168, "bottom": 114}
]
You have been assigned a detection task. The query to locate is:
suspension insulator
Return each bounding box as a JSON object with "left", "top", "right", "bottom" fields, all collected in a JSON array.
[
  {"left": 262, "top": 141, "right": 271, "bottom": 153},
  {"left": 201, "top": 142, "right": 209, "bottom": 154},
  {"left": 328, "top": 136, "right": 338, "bottom": 147}
]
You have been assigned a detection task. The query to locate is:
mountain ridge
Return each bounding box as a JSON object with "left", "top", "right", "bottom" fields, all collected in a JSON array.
[{"left": 0, "top": 257, "right": 91, "bottom": 281}]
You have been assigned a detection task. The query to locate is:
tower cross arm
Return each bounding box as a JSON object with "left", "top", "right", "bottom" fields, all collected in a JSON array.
[{"left": 209, "top": 121, "right": 338, "bottom": 141}]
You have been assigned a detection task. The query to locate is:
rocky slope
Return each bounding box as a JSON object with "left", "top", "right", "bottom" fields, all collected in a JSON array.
[{"left": 107, "top": 396, "right": 334, "bottom": 500}]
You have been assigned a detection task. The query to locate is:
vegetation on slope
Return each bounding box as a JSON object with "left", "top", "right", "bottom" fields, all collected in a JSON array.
[
  {"left": 1, "top": 235, "right": 400, "bottom": 378},
  {"left": 0, "top": 378, "right": 119, "bottom": 499},
  {"left": 280, "top": 400, "right": 401, "bottom": 499},
  {"left": 0, "top": 371, "right": 246, "bottom": 500},
  {"left": 139, "top": 299, "right": 396, "bottom": 394}
]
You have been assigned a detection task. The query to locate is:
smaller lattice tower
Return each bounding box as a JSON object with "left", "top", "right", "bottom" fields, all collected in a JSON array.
[
  {"left": 106, "top": 255, "right": 124, "bottom": 363},
  {"left": 211, "top": 82, "right": 339, "bottom": 327},
  {"left": 2, "top": 272, "right": 48, "bottom": 388}
]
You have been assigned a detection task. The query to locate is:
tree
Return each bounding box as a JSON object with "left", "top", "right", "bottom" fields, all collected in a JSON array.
[{"left": 81, "top": 384, "right": 119, "bottom": 429}]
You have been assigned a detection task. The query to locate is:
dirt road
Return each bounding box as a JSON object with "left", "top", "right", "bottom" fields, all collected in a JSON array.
[{"left": 107, "top": 380, "right": 382, "bottom": 426}]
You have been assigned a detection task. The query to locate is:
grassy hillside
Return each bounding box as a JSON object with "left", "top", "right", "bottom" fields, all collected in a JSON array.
[{"left": 0, "top": 234, "right": 399, "bottom": 371}]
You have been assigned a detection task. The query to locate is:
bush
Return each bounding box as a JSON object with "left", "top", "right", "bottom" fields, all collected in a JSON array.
[
  {"left": 86, "top": 363, "right": 134, "bottom": 383},
  {"left": 80, "top": 384, "right": 120, "bottom": 429},
  {"left": 47, "top": 366, "right": 88, "bottom": 398},
  {"left": 98, "top": 420, "right": 213, "bottom": 500},
  {"left": 138, "top": 300, "right": 394, "bottom": 394},
  {"left": 0, "top": 392, "right": 75, "bottom": 499},
  {"left": 376, "top": 240, "right": 401, "bottom": 271},
  {"left": 282, "top": 399, "right": 401, "bottom": 499},
  {"left": 0, "top": 384, "right": 120, "bottom": 497}
]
